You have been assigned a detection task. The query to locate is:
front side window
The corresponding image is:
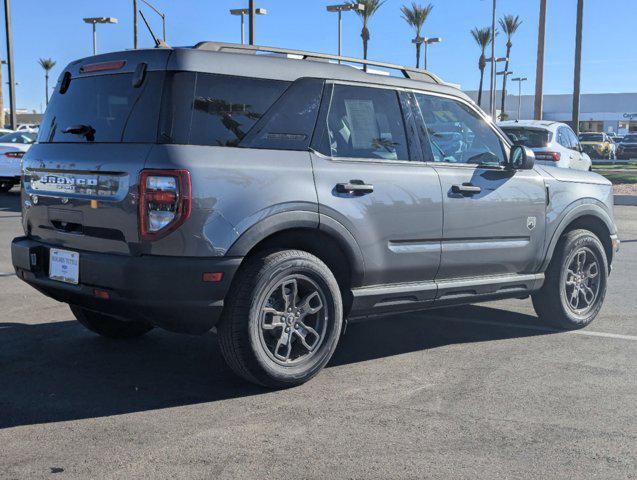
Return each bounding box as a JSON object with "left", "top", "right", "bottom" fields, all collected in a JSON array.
[
  {"left": 414, "top": 93, "right": 505, "bottom": 166},
  {"left": 319, "top": 84, "right": 409, "bottom": 161}
]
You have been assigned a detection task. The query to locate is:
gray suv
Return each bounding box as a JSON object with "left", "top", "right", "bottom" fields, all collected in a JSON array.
[{"left": 11, "top": 43, "right": 619, "bottom": 387}]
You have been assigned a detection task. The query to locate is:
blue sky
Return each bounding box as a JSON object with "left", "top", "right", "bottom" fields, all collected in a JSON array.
[{"left": 3, "top": 0, "right": 636, "bottom": 113}]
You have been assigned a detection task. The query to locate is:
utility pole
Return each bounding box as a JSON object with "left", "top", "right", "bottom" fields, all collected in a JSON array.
[
  {"left": 572, "top": 0, "right": 584, "bottom": 135},
  {"left": 534, "top": 0, "right": 548, "bottom": 120},
  {"left": 3, "top": 0, "right": 16, "bottom": 130},
  {"left": 489, "top": 0, "right": 497, "bottom": 121},
  {"left": 133, "top": 0, "right": 138, "bottom": 48},
  {"left": 249, "top": 0, "right": 255, "bottom": 45}
]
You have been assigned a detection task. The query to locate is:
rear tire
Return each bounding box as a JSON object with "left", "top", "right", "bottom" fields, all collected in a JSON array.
[
  {"left": 0, "top": 181, "right": 13, "bottom": 192},
  {"left": 71, "top": 305, "right": 154, "bottom": 339},
  {"left": 217, "top": 249, "right": 343, "bottom": 388},
  {"left": 532, "top": 229, "right": 608, "bottom": 329}
]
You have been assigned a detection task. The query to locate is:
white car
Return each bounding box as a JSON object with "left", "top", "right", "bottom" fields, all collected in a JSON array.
[
  {"left": 0, "top": 131, "right": 37, "bottom": 192},
  {"left": 16, "top": 124, "right": 39, "bottom": 132},
  {"left": 498, "top": 120, "right": 592, "bottom": 171}
]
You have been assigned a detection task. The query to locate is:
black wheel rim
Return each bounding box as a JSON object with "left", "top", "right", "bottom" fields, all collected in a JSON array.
[
  {"left": 257, "top": 275, "right": 328, "bottom": 366},
  {"left": 563, "top": 246, "right": 601, "bottom": 316}
]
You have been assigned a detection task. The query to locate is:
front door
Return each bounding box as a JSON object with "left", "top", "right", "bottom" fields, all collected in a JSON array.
[
  {"left": 310, "top": 82, "right": 443, "bottom": 290},
  {"left": 412, "top": 92, "right": 547, "bottom": 281}
]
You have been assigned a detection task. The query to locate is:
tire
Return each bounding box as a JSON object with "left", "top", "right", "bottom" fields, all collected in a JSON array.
[
  {"left": 532, "top": 229, "right": 608, "bottom": 329},
  {"left": 217, "top": 249, "right": 343, "bottom": 388},
  {"left": 0, "top": 181, "right": 13, "bottom": 193},
  {"left": 70, "top": 305, "right": 154, "bottom": 339}
]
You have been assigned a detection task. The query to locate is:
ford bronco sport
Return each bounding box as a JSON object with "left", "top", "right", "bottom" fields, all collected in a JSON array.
[{"left": 11, "top": 43, "right": 619, "bottom": 388}]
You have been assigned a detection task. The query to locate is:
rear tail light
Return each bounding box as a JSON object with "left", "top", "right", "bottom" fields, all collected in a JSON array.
[
  {"left": 139, "top": 170, "right": 191, "bottom": 241},
  {"left": 80, "top": 60, "right": 126, "bottom": 74},
  {"left": 4, "top": 151, "right": 24, "bottom": 159},
  {"left": 534, "top": 151, "right": 561, "bottom": 161}
]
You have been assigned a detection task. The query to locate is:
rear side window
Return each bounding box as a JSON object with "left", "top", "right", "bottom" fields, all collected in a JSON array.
[
  {"left": 317, "top": 84, "right": 409, "bottom": 161},
  {"left": 188, "top": 74, "right": 288, "bottom": 147},
  {"left": 38, "top": 72, "right": 164, "bottom": 143}
]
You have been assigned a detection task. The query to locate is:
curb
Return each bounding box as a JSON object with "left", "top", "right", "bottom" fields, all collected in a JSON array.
[{"left": 614, "top": 195, "right": 637, "bottom": 206}]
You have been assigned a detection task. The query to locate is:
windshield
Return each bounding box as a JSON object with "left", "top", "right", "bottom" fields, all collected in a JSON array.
[
  {"left": 38, "top": 72, "right": 164, "bottom": 143},
  {"left": 579, "top": 133, "right": 603, "bottom": 142},
  {"left": 0, "top": 132, "right": 37, "bottom": 144},
  {"left": 500, "top": 127, "right": 551, "bottom": 148}
]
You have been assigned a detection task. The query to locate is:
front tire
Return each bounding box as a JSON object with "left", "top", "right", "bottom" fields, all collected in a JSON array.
[
  {"left": 217, "top": 250, "right": 343, "bottom": 388},
  {"left": 70, "top": 306, "right": 154, "bottom": 339},
  {"left": 532, "top": 229, "right": 608, "bottom": 329}
]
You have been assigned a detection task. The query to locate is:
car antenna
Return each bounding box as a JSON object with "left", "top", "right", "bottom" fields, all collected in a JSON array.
[{"left": 138, "top": 10, "right": 170, "bottom": 48}]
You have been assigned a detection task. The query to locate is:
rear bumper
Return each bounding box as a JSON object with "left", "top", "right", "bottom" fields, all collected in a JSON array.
[{"left": 12, "top": 237, "right": 242, "bottom": 334}]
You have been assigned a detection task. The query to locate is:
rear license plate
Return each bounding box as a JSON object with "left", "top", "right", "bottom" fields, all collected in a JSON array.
[{"left": 49, "top": 249, "right": 79, "bottom": 285}]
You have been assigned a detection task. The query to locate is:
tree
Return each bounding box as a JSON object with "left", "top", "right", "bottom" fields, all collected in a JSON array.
[
  {"left": 350, "top": 0, "right": 386, "bottom": 70},
  {"left": 498, "top": 14, "right": 522, "bottom": 116},
  {"left": 38, "top": 58, "right": 56, "bottom": 107},
  {"left": 470, "top": 27, "right": 493, "bottom": 108},
  {"left": 400, "top": 2, "right": 434, "bottom": 68}
]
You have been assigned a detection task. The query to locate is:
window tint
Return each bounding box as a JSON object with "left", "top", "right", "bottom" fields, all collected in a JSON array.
[
  {"left": 189, "top": 74, "right": 289, "bottom": 147},
  {"left": 500, "top": 127, "right": 550, "bottom": 148},
  {"left": 565, "top": 128, "right": 580, "bottom": 150},
  {"left": 557, "top": 127, "right": 572, "bottom": 148},
  {"left": 415, "top": 94, "right": 505, "bottom": 166},
  {"left": 320, "top": 84, "right": 409, "bottom": 161},
  {"left": 241, "top": 78, "right": 324, "bottom": 151},
  {"left": 38, "top": 72, "right": 164, "bottom": 143}
]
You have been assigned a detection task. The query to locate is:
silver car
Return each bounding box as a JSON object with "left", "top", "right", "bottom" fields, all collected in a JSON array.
[{"left": 12, "top": 43, "right": 619, "bottom": 387}]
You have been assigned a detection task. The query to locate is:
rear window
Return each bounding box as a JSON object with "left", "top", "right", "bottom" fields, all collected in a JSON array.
[
  {"left": 579, "top": 133, "right": 603, "bottom": 142},
  {"left": 0, "top": 132, "right": 37, "bottom": 144},
  {"left": 159, "top": 72, "right": 290, "bottom": 147},
  {"left": 38, "top": 72, "right": 164, "bottom": 143},
  {"left": 500, "top": 127, "right": 551, "bottom": 148}
]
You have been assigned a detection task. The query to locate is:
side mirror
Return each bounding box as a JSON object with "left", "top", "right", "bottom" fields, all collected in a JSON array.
[{"left": 510, "top": 144, "right": 535, "bottom": 170}]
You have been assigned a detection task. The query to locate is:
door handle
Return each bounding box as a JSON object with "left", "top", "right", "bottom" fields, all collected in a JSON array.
[
  {"left": 451, "top": 183, "right": 481, "bottom": 196},
  {"left": 335, "top": 180, "right": 374, "bottom": 195}
]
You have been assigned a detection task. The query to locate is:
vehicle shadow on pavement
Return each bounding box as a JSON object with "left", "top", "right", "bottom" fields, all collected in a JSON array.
[
  {"left": 0, "top": 189, "right": 20, "bottom": 213},
  {"left": 0, "top": 304, "right": 552, "bottom": 429}
]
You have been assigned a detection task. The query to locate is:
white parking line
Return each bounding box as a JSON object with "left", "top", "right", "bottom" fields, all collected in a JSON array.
[{"left": 439, "top": 316, "right": 637, "bottom": 341}]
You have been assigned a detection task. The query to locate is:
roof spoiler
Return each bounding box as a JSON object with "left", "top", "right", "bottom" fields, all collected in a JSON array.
[{"left": 193, "top": 41, "right": 442, "bottom": 84}]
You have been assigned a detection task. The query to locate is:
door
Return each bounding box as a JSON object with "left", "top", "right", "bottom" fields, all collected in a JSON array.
[
  {"left": 411, "top": 92, "right": 547, "bottom": 281},
  {"left": 558, "top": 126, "right": 583, "bottom": 169},
  {"left": 310, "top": 83, "right": 443, "bottom": 289},
  {"left": 565, "top": 126, "right": 587, "bottom": 169}
]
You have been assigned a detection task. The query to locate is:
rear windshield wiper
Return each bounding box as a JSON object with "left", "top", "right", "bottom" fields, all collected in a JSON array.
[{"left": 63, "top": 124, "right": 95, "bottom": 141}]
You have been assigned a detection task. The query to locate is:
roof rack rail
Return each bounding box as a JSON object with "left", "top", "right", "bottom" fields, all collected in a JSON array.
[{"left": 193, "top": 41, "right": 442, "bottom": 84}]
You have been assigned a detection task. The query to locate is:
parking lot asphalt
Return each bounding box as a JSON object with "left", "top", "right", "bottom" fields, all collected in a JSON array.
[{"left": 0, "top": 187, "right": 635, "bottom": 479}]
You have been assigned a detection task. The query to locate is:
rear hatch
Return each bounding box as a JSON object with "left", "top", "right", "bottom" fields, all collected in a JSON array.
[{"left": 22, "top": 49, "right": 170, "bottom": 255}]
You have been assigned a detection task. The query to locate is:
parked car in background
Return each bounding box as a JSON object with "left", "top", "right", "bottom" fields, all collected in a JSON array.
[
  {"left": 616, "top": 133, "right": 637, "bottom": 159},
  {"left": 498, "top": 120, "right": 592, "bottom": 171},
  {"left": 579, "top": 132, "right": 615, "bottom": 160},
  {"left": 16, "top": 124, "right": 39, "bottom": 132},
  {"left": 0, "top": 131, "right": 37, "bottom": 192}
]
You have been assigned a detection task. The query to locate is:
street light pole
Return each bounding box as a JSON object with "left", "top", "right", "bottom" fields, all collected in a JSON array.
[
  {"left": 3, "top": 0, "right": 16, "bottom": 130},
  {"left": 423, "top": 37, "right": 441, "bottom": 70},
  {"left": 534, "top": 0, "right": 548, "bottom": 120},
  {"left": 511, "top": 77, "right": 528, "bottom": 120},
  {"left": 572, "top": 0, "right": 584, "bottom": 135},
  {"left": 83, "top": 17, "right": 118, "bottom": 55},
  {"left": 140, "top": 0, "right": 166, "bottom": 41},
  {"left": 489, "top": 0, "right": 497, "bottom": 121},
  {"left": 231, "top": 8, "right": 266, "bottom": 45},
  {"left": 249, "top": 0, "right": 255, "bottom": 45},
  {"left": 133, "top": 0, "right": 138, "bottom": 48},
  {"left": 326, "top": 4, "right": 365, "bottom": 62}
]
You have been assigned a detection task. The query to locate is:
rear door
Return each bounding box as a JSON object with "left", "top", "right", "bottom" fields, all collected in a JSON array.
[
  {"left": 23, "top": 52, "right": 169, "bottom": 255},
  {"left": 411, "top": 92, "right": 547, "bottom": 281},
  {"left": 310, "top": 82, "right": 443, "bottom": 290}
]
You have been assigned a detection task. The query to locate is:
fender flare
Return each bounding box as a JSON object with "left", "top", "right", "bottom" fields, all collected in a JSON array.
[
  {"left": 226, "top": 210, "right": 366, "bottom": 286},
  {"left": 540, "top": 200, "right": 615, "bottom": 271}
]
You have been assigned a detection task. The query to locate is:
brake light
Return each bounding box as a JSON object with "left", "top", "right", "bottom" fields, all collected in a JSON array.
[
  {"left": 534, "top": 151, "right": 561, "bottom": 161},
  {"left": 139, "top": 170, "right": 191, "bottom": 241},
  {"left": 4, "top": 151, "right": 24, "bottom": 159},
  {"left": 80, "top": 60, "right": 126, "bottom": 73}
]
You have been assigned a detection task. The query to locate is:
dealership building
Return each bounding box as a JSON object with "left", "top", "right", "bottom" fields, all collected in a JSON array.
[{"left": 465, "top": 91, "right": 637, "bottom": 135}]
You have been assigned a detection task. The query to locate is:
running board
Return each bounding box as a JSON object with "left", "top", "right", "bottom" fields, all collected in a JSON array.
[{"left": 350, "top": 273, "right": 544, "bottom": 318}]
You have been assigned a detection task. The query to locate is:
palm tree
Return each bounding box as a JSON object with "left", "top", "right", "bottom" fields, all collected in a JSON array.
[
  {"left": 401, "top": 3, "right": 434, "bottom": 68},
  {"left": 498, "top": 14, "right": 522, "bottom": 116},
  {"left": 350, "top": 0, "right": 386, "bottom": 70},
  {"left": 470, "top": 27, "right": 493, "bottom": 108},
  {"left": 38, "top": 58, "right": 56, "bottom": 106}
]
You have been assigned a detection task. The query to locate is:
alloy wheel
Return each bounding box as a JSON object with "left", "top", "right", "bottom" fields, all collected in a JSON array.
[{"left": 563, "top": 247, "right": 601, "bottom": 315}]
